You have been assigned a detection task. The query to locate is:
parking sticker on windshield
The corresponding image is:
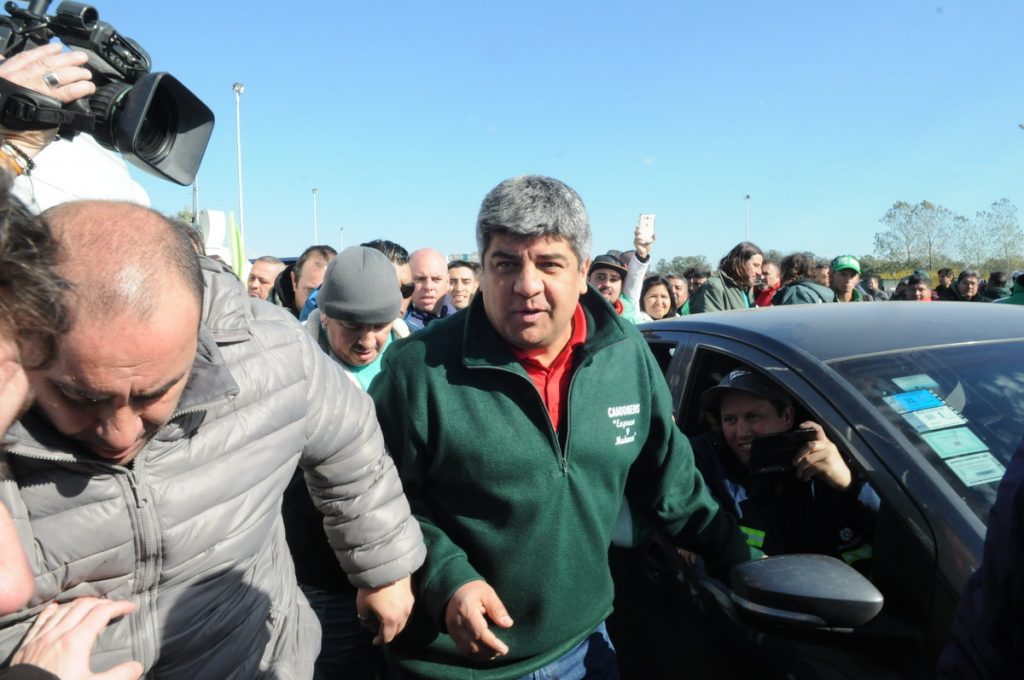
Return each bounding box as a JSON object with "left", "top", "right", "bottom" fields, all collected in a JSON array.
[
  {"left": 892, "top": 374, "right": 940, "bottom": 392},
  {"left": 884, "top": 390, "right": 943, "bottom": 414},
  {"left": 945, "top": 453, "right": 1006, "bottom": 487},
  {"left": 922, "top": 427, "right": 988, "bottom": 459},
  {"left": 902, "top": 406, "right": 967, "bottom": 433}
]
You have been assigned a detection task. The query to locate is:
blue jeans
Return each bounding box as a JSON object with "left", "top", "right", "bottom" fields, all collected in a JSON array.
[
  {"left": 517, "top": 621, "right": 620, "bottom": 680},
  {"left": 301, "top": 584, "right": 382, "bottom": 680},
  {"left": 385, "top": 621, "right": 618, "bottom": 680}
]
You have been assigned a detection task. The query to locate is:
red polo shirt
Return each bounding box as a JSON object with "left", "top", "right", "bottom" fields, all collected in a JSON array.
[{"left": 509, "top": 303, "right": 587, "bottom": 432}]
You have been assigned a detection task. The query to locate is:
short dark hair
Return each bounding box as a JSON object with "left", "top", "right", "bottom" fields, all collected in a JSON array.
[
  {"left": 957, "top": 269, "right": 980, "bottom": 283},
  {"left": 447, "top": 259, "right": 480, "bottom": 276},
  {"left": 683, "top": 266, "right": 711, "bottom": 279},
  {"left": 938, "top": 267, "right": 953, "bottom": 278},
  {"left": 718, "top": 241, "right": 763, "bottom": 286},
  {"left": 0, "top": 182, "right": 70, "bottom": 368},
  {"left": 988, "top": 272, "right": 1008, "bottom": 287},
  {"left": 361, "top": 239, "right": 409, "bottom": 266},
  {"left": 295, "top": 245, "right": 338, "bottom": 280}
]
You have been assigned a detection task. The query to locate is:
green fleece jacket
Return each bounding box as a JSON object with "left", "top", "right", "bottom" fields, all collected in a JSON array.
[
  {"left": 369, "top": 290, "right": 757, "bottom": 679},
  {"left": 689, "top": 270, "right": 751, "bottom": 313}
]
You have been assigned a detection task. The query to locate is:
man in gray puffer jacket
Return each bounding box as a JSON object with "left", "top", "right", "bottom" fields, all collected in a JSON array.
[{"left": 0, "top": 201, "right": 426, "bottom": 678}]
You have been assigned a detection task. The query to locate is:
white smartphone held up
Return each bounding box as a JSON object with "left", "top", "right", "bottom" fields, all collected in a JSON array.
[{"left": 637, "top": 213, "right": 656, "bottom": 245}]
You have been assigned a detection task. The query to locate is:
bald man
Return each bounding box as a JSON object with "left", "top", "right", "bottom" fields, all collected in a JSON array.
[
  {"left": 405, "top": 248, "right": 457, "bottom": 331},
  {"left": 0, "top": 201, "right": 425, "bottom": 677}
]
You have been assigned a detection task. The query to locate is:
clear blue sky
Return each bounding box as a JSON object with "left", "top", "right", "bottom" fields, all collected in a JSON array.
[{"left": 81, "top": 0, "right": 1023, "bottom": 263}]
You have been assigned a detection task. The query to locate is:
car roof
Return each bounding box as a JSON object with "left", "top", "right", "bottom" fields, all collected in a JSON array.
[{"left": 642, "top": 302, "right": 1024, "bottom": 363}]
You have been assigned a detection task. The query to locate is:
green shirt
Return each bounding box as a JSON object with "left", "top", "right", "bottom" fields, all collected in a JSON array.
[{"left": 369, "top": 291, "right": 756, "bottom": 679}]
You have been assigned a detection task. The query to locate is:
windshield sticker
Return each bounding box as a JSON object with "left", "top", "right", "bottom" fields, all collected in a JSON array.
[
  {"left": 884, "top": 390, "right": 944, "bottom": 414},
  {"left": 892, "top": 374, "right": 940, "bottom": 391},
  {"left": 922, "top": 427, "right": 988, "bottom": 459},
  {"left": 945, "top": 453, "right": 1006, "bottom": 487},
  {"left": 902, "top": 406, "right": 968, "bottom": 433}
]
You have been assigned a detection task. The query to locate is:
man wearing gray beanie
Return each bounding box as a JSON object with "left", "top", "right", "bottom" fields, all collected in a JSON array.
[
  {"left": 291, "top": 246, "right": 406, "bottom": 680},
  {"left": 304, "top": 246, "right": 403, "bottom": 390}
]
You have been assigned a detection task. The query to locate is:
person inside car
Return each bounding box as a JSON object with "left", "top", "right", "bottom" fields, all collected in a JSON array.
[{"left": 690, "top": 369, "right": 879, "bottom": 570}]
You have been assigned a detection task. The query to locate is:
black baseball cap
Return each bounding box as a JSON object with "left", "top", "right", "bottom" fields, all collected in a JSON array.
[
  {"left": 700, "top": 369, "right": 792, "bottom": 414},
  {"left": 588, "top": 254, "right": 628, "bottom": 277}
]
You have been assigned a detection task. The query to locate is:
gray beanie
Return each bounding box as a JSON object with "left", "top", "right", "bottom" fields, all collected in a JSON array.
[{"left": 318, "top": 246, "right": 401, "bottom": 324}]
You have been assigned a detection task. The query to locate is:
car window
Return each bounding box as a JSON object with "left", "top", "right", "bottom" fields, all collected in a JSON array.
[{"left": 830, "top": 340, "right": 1024, "bottom": 523}]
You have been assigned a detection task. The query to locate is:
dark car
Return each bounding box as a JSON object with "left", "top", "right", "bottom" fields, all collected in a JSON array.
[{"left": 620, "top": 302, "right": 1024, "bottom": 678}]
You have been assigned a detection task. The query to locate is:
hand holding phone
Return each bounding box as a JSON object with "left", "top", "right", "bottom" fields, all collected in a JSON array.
[{"left": 636, "top": 214, "right": 655, "bottom": 245}]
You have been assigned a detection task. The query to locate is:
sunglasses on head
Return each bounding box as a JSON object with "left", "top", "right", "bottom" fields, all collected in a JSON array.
[{"left": 400, "top": 284, "right": 415, "bottom": 299}]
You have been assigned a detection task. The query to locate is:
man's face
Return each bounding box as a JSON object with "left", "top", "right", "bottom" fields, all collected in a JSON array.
[
  {"left": 939, "top": 273, "right": 953, "bottom": 287},
  {"left": 291, "top": 257, "right": 330, "bottom": 313},
  {"left": 396, "top": 262, "right": 413, "bottom": 316},
  {"left": 410, "top": 255, "right": 450, "bottom": 314},
  {"left": 958, "top": 276, "right": 979, "bottom": 297},
  {"left": 448, "top": 266, "right": 479, "bottom": 310},
  {"left": 762, "top": 264, "right": 780, "bottom": 288},
  {"left": 832, "top": 268, "right": 860, "bottom": 294},
  {"left": 0, "top": 332, "right": 31, "bottom": 438},
  {"left": 669, "top": 278, "right": 688, "bottom": 305},
  {"left": 481, "top": 233, "right": 587, "bottom": 361},
  {"left": 688, "top": 274, "right": 707, "bottom": 291},
  {"left": 719, "top": 391, "right": 794, "bottom": 467},
  {"left": 813, "top": 266, "right": 831, "bottom": 287},
  {"left": 743, "top": 254, "right": 764, "bottom": 285},
  {"left": 589, "top": 268, "right": 623, "bottom": 303},
  {"left": 322, "top": 317, "right": 392, "bottom": 368},
  {"left": 907, "top": 283, "right": 931, "bottom": 301},
  {"left": 27, "top": 306, "right": 199, "bottom": 466},
  {"left": 246, "top": 261, "right": 284, "bottom": 300}
]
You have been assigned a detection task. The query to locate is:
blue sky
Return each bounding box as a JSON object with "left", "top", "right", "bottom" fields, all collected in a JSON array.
[{"left": 68, "top": 0, "right": 1023, "bottom": 263}]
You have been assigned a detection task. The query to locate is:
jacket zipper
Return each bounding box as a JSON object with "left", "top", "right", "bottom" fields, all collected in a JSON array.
[{"left": 126, "top": 466, "right": 158, "bottom": 670}]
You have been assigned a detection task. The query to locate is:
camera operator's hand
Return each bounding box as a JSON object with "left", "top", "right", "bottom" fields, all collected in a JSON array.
[{"left": 0, "top": 43, "right": 95, "bottom": 157}]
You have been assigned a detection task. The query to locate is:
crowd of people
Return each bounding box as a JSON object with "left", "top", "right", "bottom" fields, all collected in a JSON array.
[{"left": 1, "top": 43, "right": 1023, "bottom": 680}]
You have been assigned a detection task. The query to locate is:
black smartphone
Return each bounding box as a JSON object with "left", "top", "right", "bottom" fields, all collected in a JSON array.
[{"left": 748, "top": 429, "right": 817, "bottom": 474}]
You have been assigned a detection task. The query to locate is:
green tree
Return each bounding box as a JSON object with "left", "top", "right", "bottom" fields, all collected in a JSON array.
[{"left": 653, "top": 254, "right": 710, "bottom": 277}]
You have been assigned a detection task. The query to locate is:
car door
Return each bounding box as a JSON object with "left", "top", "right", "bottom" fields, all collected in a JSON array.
[{"left": 643, "top": 326, "right": 955, "bottom": 676}]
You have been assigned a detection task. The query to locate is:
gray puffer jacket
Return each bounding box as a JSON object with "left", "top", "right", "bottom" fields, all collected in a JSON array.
[{"left": 0, "top": 258, "right": 425, "bottom": 678}]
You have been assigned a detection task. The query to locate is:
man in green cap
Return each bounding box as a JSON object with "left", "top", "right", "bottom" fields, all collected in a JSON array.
[{"left": 830, "top": 255, "right": 872, "bottom": 302}]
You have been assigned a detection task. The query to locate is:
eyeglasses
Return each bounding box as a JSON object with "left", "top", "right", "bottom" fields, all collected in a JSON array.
[{"left": 400, "top": 284, "right": 415, "bottom": 299}]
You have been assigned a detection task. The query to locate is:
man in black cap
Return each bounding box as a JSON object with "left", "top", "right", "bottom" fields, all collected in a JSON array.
[{"left": 690, "top": 369, "right": 878, "bottom": 566}]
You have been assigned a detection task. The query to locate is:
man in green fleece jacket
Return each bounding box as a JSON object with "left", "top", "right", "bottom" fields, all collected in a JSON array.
[{"left": 369, "top": 175, "right": 759, "bottom": 679}]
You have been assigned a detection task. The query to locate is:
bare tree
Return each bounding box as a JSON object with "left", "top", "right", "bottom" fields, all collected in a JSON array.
[
  {"left": 913, "top": 201, "right": 952, "bottom": 272},
  {"left": 874, "top": 201, "right": 918, "bottom": 269},
  {"left": 976, "top": 199, "right": 1023, "bottom": 273}
]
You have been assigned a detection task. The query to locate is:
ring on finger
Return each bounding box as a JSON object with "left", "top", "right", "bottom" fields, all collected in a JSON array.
[{"left": 43, "top": 71, "right": 60, "bottom": 88}]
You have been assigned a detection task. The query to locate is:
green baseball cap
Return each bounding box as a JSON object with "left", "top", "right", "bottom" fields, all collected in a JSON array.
[{"left": 831, "top": 255, "right": 861, "bottom": 274}]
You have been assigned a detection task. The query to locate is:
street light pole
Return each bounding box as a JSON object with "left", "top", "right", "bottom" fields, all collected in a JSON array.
[
  {"left": 312, "top": 188, "right": 319, "bottom": 243},
  {"left": 232, "top": 82, "right": 245, "bottom": 242},
  {"left": 744, "top": 194, "right": 751, "bottom": 241}
]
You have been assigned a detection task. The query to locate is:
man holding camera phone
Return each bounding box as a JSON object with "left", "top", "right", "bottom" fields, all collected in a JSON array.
[{"left": 691, "top": 369, "right": 878, "bottom": 567}]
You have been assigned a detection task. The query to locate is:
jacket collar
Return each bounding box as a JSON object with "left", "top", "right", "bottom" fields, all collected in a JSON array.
[{"left": 461, "top": 288, "right": 630, "bottom": 371}]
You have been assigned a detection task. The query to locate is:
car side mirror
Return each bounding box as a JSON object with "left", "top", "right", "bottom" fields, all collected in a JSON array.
[{"left": 730, "top": 554, "right": 883, "bottom": 629}]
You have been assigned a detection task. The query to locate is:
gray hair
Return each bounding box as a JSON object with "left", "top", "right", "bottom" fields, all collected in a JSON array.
[{"left": 476, "top": 175, "right": 591, "bottom": 268}]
